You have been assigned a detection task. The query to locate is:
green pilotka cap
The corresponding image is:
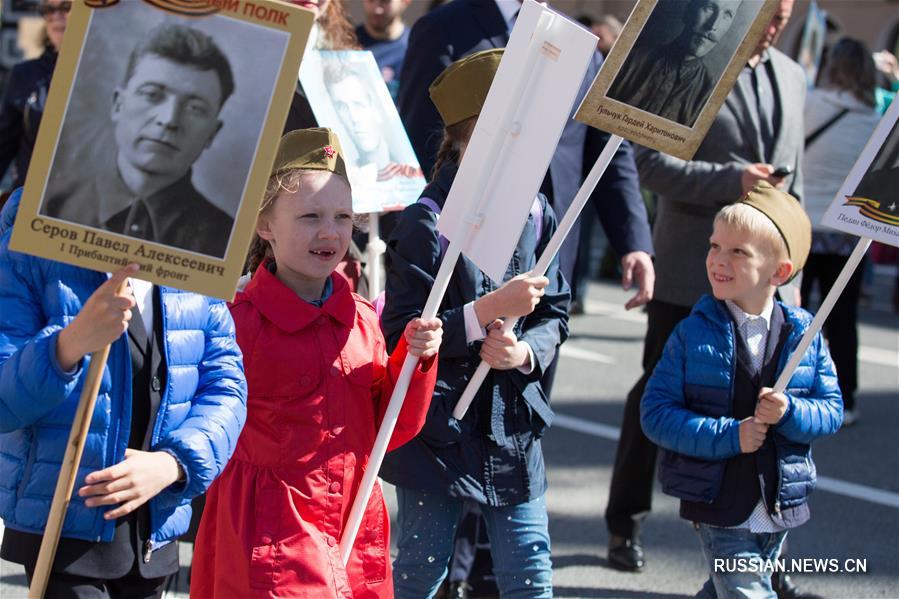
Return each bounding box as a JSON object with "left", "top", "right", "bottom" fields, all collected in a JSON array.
[
  {"left": 740, "top": 181, "right": 812, "bottom": 280},
  {"left": 272, "top": 127, "right": 349, "bottom": 180},
  {"left": 429, "top": 49, "right": 504, "bottom": 126}
]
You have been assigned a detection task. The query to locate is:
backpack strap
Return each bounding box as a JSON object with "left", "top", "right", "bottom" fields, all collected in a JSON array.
[
  {"left": 417, "top": 196, "right": 450, "bottom": 257},
  {"left": 805, "top": 108, "right": 850, "bottom": 148}
]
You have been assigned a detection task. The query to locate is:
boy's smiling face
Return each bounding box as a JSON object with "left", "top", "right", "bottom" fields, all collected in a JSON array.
[
  {"left": 706, "top": 220, "right": 791, "bottom": 314},
  {"left": 257, "top": 171, "right": 353, "bottom": 301}
]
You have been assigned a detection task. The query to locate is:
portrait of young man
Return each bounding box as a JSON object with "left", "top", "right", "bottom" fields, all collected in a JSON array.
[
  {"left": 607, "top": 0, "right": 756, "bottom": 127},
  {"left": 42, "top": 23, "right": 236, "bottom": 258}
]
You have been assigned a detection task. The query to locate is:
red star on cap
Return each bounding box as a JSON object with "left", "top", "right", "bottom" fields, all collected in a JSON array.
[{"left": 323, "top": 145, "right": 336, "bottom": 158}]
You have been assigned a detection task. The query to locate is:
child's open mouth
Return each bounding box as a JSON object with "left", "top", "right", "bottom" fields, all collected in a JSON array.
[
  {"left": 310, "top": 249, "right": 336, "bottom": 259},
  {"left": 712, "top": 273, "right": 732, "bottom": 282}
]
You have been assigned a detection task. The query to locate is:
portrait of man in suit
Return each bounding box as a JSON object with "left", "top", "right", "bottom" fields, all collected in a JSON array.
[
  {"left": 607, "top": 0, "right": 752, "bottom": 127},
  {"left": 42, "top": 23, "right": 236, "bottom": 258}
]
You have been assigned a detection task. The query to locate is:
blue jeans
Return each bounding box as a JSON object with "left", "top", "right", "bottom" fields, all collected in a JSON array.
[
  {"left": 393, "top": 488, "right": 552, "bottom": 599},
  {"left": 694, "top": 523, "right": 788, "bottom": 599}
]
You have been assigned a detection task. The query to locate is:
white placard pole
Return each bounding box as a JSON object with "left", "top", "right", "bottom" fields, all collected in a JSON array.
[
  {"left": 339, "top": 12, "right": 559, "bottom": 564},
  {"left": 367, "top": 213, "right": 385, "bottom": 300},
  {"left": 452, "top": 135, "right": 624, "bottom": 420},
  {"left": 771, "top": 236, "right": 871, "bottom": 393}
]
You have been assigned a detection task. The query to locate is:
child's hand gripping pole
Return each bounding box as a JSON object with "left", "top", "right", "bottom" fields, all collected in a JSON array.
[
  {"left": 29, "top": 270, "right": 133, "bottom": 599},
  {"left": 770, "top": 236, "right": 871, "bottom": 394},
  {"left": 452, "top": 135, "right": 624, "bottom": 420}
]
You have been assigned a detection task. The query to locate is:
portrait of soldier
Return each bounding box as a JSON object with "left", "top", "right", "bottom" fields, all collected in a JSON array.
[
  {"left": 43, "top": 23, "right": 236, "bottom": 258},
  {"left": 607, "top": 0, "right": 741, "bottom": 127},
  {"left": 322, "top": 58, "right": 422, "bottom": 183}
]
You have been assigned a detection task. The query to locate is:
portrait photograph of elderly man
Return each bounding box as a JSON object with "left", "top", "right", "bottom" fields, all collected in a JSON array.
[
  {"left": 607, "top": 0, "right": 761, "bottom": 127},
  {"left": 36, "top": 2, "right": 288, "bottom": 260}
]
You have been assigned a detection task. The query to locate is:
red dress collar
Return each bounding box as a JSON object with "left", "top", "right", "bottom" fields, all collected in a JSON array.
[{"left": 242, "top": 260, "right": 356, "bottom": 332}]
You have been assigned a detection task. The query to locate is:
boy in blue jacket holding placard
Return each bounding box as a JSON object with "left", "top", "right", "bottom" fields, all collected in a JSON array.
[{"left": 641, "top": 182, "right": 843, "bottom": 598}]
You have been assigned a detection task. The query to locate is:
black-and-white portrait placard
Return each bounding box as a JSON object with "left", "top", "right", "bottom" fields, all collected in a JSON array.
[
  {"left": 10, "top": 0, "right": 314, "bottom": 299},
  {"left": 822, "top": 100, "right": 899, "bottom": 247},
  {"left": 300, "top": 50, "right": 425, "bottom": 214},
  {"left": 576, "top": 0, "right": 777, "bottom": 160}
]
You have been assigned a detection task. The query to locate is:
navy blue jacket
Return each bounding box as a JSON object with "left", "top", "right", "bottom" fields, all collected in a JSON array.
[
  {"left": 0, "top": 189, "right": 247, "bottom": 548},
  {"left": 0, "top": 49, "right": 56, "bottom": 188},
  {"left": 396, "top": 0, "right": 653, "bottom": 257},
  {"left": 641, "top": 295, "right": 842, "bottom": 520},
  {"left": 380, "top": 164, "right": 570, "bottom": 506}
]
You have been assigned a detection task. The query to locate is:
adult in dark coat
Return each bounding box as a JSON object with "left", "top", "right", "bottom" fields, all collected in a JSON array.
[
  {"left": 0, "top": 0, "right": 70, "bottom": 193},
  {"left": 397, "top": 0, "right": 654, "bottom": 313}
]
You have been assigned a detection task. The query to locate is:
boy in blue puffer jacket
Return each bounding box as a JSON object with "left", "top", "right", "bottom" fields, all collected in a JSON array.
[
  {"left": 641, "top": 182, "right": 842, "bottom": 599},
  {"left": 0, "top": 188, "right": 247, "bottom": 596}
]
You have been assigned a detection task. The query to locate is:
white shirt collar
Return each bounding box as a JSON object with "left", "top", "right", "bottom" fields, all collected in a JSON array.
[
  {"left": 725, "top": 298, "right": 774, "bottom": 332},
  {"left": 495, "top": 0, "right": 520, "bottom": 31}
]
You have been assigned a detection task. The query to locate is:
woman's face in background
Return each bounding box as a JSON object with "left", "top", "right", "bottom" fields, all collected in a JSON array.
[{"left": 40, "top": 0, "right": 70, "bottom": 51}]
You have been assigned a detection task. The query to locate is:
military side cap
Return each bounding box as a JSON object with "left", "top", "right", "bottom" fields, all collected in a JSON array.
[
  {"left": 740, "top": 180, "right": 812, "bottom": 278},
  {"left": 429, "top": 49, "right": 503, "bottom": 126},
  {"left": 272, "top": 127, "right": 348, "bottom": 181}
]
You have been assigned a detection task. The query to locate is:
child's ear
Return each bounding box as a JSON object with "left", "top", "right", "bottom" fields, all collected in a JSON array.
[
  {"left": 256, "top": 215, "right": 274, "bottom": 242},
  {"left": 771, "top": 260, "right": 794, "bottom": 286}
]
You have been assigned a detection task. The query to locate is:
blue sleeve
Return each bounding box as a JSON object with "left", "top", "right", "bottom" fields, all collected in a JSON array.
[
  {"left": 775, "top": 332, "right": 843, "bottom": 443},
  {"left": 396, "top": 14, "right": 452, "bottom": 177},
  {"left": 154, "top": 298, "right": 247, "bottom": 505},
  {"left": 641, "top": 324, "right": 742, "bottom": 460},
  {"left": 517, "top": 199, "right": 570, "bottom": 380},
  {"left": 0, "top": 191, "right": 84, "bottom": 433},
  {"left": 585, "top": 129, "right": 653, "bottom": 256},
  {"left": 382, "top": 203, "right": 471, "bottom": 359}
]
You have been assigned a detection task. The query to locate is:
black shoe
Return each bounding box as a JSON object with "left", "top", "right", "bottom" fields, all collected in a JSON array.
[
  {"left": 772, "top": 572, "right": 824, "bottom": 599},
  {"left": 607, "top": 535, "right": 644, "bottom": 572}
]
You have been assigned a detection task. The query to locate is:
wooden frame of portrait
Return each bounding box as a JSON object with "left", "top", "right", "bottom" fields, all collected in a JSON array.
[
  {"left": 575, "top": 0, "right": 777, "bottom": 160},
  {"left": 9, "top": 0, "right": 315, "bottom": 300}
]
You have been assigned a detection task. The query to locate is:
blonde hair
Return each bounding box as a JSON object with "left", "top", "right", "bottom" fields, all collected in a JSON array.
[
  {"left": 714, "top": 203, "right": 789, "bottom": 262},
  {"left": 244, "top": 168, "right": 359, "bottom": 274}
]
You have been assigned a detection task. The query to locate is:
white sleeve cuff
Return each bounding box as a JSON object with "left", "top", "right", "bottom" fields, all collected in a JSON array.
[
  {"left": 463, "top": 302, "right": 488, "bottom": 343},
  {"left": 517, "top": 341, "right": 536, "bottom": 375}
]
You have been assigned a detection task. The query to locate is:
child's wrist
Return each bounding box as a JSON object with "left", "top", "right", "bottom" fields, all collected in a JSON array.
[{"left": 473, "top": 294, "right": 496, "bottom": 328}]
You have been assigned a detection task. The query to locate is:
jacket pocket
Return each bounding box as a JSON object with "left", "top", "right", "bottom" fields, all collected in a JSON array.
[
  {"left": 658, "top": 449, "right": 725, "bottom": 503},
  {"left": 359, "top": 484, "right": 388, "bottom": 584},
  {"left": 249, "top": 486, "right": 280, "bottom": 590}
]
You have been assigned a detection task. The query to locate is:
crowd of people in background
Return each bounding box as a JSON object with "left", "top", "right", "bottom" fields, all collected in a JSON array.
[{"left": 0, "top": 0, "right": 897, "bottom": 598}]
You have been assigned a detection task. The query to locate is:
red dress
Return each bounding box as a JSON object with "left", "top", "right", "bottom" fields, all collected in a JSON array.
[{"left": 191, "top": 265, "right": 436, "bottom": 598}]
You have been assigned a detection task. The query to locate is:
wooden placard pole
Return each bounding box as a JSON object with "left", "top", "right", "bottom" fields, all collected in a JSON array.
[
  {"left": 452, "top": 135, "right": 624, "bottom": 420},
  {"left": 29, "top": 281, "right": 127, "bottom": 598},
  {"left": 771, "top": 236, "right": 872, "bottom": 394}
]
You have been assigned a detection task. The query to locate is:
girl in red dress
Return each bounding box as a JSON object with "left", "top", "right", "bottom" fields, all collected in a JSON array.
[{"left": 190, "top": 128, "right": 442, "bottom": 598}]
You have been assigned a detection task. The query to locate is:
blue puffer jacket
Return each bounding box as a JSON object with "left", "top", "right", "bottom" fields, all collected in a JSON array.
[
  {"left": 0, "top": 189, "right": 247, "bottom": 549},
  {"left": 641, "top": 295, "right": 842, "bottom": 512}
]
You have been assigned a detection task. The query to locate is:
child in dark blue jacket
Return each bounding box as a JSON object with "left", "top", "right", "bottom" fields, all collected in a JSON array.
[
  {"left": 380, "top": 50, "right": 570, "bottom": 598},
  {"left": 641, "top": 182, "right": 843, "bottom": 598}
]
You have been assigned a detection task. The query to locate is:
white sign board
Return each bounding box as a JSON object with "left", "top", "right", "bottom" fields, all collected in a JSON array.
[
  {"left": 437, "top": 0, "right": 598, "bottom": 283},
  {"left": 821, "top": 100, "right": 899, "bottom": 247}
]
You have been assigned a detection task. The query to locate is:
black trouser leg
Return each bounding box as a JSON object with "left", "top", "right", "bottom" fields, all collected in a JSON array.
[
  {"left": 801, "top": 253, "right": 863, "bottom": 410},
  {"left": 26, "top": 562, "right": 167, "bottom": 599},
  {"left": 605, "top": 300, "right": 692, "bottom": 539}
]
